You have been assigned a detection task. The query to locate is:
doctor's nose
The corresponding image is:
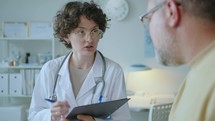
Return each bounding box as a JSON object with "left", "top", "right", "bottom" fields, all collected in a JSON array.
[{"left": 85, "top": 34, "right": 94, "bottom": 42}]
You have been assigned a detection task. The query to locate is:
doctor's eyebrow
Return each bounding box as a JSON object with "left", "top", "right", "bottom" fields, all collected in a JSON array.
[{"left": 76, "top": 25, "right": 99, "bottom": 30}]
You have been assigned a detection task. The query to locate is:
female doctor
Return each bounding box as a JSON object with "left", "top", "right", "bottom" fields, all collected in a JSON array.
[{"left": 28, "top": 1, "right": 131, "bottom": 121}]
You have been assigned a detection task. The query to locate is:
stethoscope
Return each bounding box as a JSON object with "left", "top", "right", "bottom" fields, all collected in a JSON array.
[{"left": 45, "top": 50, "right": 106, "bottom": 103}]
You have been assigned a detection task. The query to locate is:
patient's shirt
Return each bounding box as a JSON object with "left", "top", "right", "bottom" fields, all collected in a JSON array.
[{"left": 169, "top": 40, "right": 215, "bottom": 121}]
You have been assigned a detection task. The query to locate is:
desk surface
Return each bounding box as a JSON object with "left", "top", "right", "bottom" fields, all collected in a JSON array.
[{"left": 128, "top": 95, "right": 174, "bottom": 112}]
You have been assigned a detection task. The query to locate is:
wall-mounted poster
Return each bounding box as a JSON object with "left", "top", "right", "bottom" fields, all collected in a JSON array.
[
  {"left": 143, "top": 28, "right": 155, "bottom": 58},
  {"left": 29, "top": 22, "right": 53, "bottom": 38},
  {"left": 3, "top": 22, "right": 28, "bottom": 38}
]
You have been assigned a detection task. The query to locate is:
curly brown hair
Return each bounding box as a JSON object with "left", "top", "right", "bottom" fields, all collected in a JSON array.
[{"left": 53, "top": 1, "right": 108, "bottom": 48}]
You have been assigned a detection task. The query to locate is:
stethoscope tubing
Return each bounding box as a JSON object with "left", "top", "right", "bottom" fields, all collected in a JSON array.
[{"left": 46, "top": 50, "right": 106, "bottom": 103}]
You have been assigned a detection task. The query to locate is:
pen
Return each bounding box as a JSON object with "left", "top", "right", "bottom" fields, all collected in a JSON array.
[
  {"left": 99, "top": 96, "right": 103, "bottom": 103},
  {"left": 45, "top": 98, "right": 57, "bottom": 103}
]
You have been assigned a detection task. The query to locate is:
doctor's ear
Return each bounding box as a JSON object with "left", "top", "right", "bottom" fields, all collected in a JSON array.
[
  {"left": 165, "top": 0, "right": 181, "bottom": 27},
  {"left": 65, "top": 40, "right": 70, "bottom": 45},
  {"left": 63, "top": 35, "right": 70, "bottom": 44}
]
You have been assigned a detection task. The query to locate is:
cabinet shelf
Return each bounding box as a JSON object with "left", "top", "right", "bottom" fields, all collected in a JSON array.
[
  {"left": 0, "top": 65, "right": 42, "bottom": 69},
  {"left": 0, "top": 34, "right": 55, "bottom": 99},
  {"left": 0, "top": 95, "right": 31, "bottom": 98},
  {"left": 0, "top": 38, "right": 53, "bottom": 41}
]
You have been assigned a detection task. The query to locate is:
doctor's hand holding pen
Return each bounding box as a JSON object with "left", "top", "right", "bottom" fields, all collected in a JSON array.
[
  {"left": 50, "top": 101, "right": 95, "bottom": 121},
  {"left": 50, "top": 101, "right": 70, "bottom": 121}
]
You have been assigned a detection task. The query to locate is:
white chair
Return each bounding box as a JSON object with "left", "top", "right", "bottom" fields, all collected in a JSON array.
[{"left": 148, "top": 103, "right": 173, "bottom": 121}]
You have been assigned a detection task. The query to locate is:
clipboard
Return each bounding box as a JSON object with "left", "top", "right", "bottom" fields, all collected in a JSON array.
[{"left": 66, "top": 98, "right": 130, "bottom": 120}]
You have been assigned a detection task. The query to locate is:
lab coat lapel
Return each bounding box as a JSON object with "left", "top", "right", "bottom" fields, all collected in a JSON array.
[
  {"left": 57, "top": 52, "right": 78, "bottom": 106},
  {"left": 76, "top": 52, "right": 103, "bottom": 101}
]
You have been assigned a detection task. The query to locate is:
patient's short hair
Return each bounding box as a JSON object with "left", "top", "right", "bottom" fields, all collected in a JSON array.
[{"left": 155, "top": 0, "right": 215, "bottom": 21}]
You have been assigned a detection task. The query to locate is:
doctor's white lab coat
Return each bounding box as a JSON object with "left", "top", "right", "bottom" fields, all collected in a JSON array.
[{"left": 28, "top": 51, "right": 131, "bottom": 121}]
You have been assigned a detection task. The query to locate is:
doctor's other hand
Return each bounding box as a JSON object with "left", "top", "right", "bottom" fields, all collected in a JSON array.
[
  {"left": 77, "top": 114, "right": 95, "bottom": 121},
  {"left": 51, "top": 101, "right": 70, "bottom": 121}
]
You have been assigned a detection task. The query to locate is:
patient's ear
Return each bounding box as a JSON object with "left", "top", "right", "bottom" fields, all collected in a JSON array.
[{"left": 165, "top": 0, "right": 181, "bottom": 27}]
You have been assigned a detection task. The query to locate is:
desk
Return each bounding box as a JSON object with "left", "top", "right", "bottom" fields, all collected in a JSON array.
[
  {"left": 128, "top": 96, "right": 151, "bottom": 112},
  {"left": 128, "top": 95, "right": 174, "bottom": 112},
  {"left": 128, "top": 95, "right": 174, "bottom": 121},
  {"left": 0, "top": 104, "right": 28, "bottom": 121}
]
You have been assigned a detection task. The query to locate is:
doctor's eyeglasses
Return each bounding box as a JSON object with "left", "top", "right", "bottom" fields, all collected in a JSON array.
[
  {"left": 139, "top": 1, "right": 166, "bottom": 28},
  {"left": 72, "top": 27, "right": 103, "bottom": 40}
]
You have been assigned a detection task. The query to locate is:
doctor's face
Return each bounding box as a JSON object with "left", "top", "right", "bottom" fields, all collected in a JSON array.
[
  {"left": 66, "top": 15, "right": 102, "bottom": 56},
  {"left": 143, "top": 0, "right": 181, "bottom": 66}
]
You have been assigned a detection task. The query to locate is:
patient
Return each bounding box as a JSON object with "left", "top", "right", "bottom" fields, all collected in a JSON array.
[{"left": 140, "top": 0, "right": 215, "bottom": 121}]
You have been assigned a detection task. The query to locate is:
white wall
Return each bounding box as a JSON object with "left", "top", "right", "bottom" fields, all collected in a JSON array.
[
  {"left": 0, "top": 0, "right": 148, "bottom": 68},
  {"left": 0, "top": 0, "right": 188, "bottom": 70},
  {"left": 98, "top": 0, "right": 148, "bottom": 68}
]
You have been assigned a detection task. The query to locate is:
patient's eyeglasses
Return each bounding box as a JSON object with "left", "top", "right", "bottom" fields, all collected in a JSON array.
[
  {"left": 72, "top": 27, "right": 103, "bottom": 41},
  {"left": 139, "top": 1, "right": 166, "bottom": 28}
]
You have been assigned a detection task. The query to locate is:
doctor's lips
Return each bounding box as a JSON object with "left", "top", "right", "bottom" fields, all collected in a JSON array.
[{"left": 85, "top": 45, "right": 94, "bottom": 48}]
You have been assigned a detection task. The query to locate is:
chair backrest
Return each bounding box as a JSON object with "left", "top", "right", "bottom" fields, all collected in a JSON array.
[{"left": 148, "top": 103, "right": 173, "bottom": 121}]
